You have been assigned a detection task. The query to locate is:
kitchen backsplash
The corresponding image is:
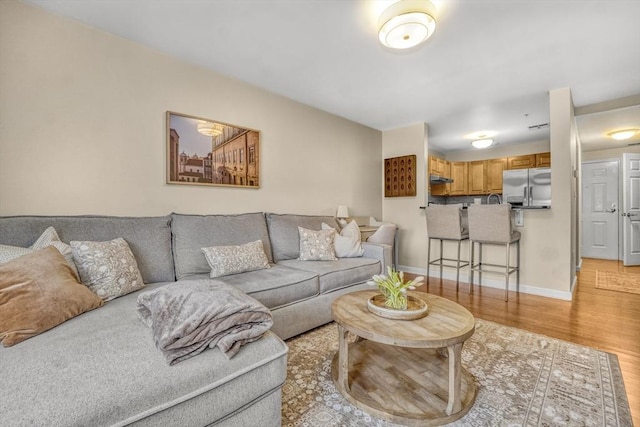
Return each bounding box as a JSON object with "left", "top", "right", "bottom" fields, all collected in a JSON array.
[{"left": 428, "top": 195, "right": 503, "bottom": 206}]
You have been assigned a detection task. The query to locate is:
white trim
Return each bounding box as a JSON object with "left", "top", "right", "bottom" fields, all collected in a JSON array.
[
  {"left": 576, "top": 258, "right": 583, "bottom": 271},
  {"left": 398, "top": 264, "right": 574, "bottom": 301}
]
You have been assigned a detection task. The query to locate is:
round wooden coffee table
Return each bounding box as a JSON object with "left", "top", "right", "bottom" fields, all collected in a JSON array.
[{"left": 331, "top": 290, "right": 476, "bottom": 426}]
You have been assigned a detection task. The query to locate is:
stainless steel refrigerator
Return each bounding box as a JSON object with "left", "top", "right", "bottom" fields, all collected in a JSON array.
[{"left": 502, "top": 167, "right": 551, "bottom": 208}]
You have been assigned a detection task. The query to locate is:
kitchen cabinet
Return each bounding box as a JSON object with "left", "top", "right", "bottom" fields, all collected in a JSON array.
[
  {"left": 536, "top": 152, "right": 551, "bottom": 167},
  {"left": 486, "top": 158, "right": 507, "bottom": 193},
  {"left": 429, "top": 155, "right": 450, "bottom": 177},
  {"left": 449, "top": 162, "right": 468, "bottom": 195},
  {"left": 507, "top": 154, "right": 536, "bottom": 170},
  {"left": 429, "top": 155, "right": 450, "bottom": 196},
  {"left": 468, "top": 161, "right": 486, "bottom": 195}
]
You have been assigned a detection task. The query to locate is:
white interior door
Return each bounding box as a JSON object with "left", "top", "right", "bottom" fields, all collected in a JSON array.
[
  {"left": 623, "top": 153, "right": 640, "bottom": 266},
  {"left": 582, "top": 160, "right": 619, "bottom": 259}
]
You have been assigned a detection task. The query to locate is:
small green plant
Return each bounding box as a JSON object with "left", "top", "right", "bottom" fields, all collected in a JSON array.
[{"left": 368, "top": 266, "right": 424, "bottom": 310}]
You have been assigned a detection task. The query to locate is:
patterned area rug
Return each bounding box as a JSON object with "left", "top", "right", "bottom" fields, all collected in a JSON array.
[
  {"left": 596, "top": 270, "right": 640, "bottom": 295},
  {"left": 282, "top": 320, "right": 632, "bottom": 426}
]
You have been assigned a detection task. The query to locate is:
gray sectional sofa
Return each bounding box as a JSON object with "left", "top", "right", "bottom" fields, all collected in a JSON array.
[{"left": 0, "top": 212, "right": 390, "bottom": 426}]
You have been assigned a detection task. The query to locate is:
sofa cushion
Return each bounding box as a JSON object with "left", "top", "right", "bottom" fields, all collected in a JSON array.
[
  {"left": 266, "top": 213, "right": 341, "bottom": 262},
  {"left": 71, "top": 238, "right": 145, "bottom": 301},
  {"left": 278, "top": 257, "right": 381, "bottom": 294},
  {"left": 209, "top": 264, "right": 320, "bottom": 309},
  {"left": 0, "top": 215, "right": 174, "bottom": 283},
  {"left": 0, "top": 282, "right": 288, "bottom": 426},
  {"left": 171, "top": 213, "right": 273, "bottom": 280},
  {"left": 202, "top": 240, "right": 270, "bottom": 278},
  {"left": 297, "top": 227, "right": 337, "bottom": 261},
  {"left": 0, "top": 247, "right": 103, "bottom": 347}
]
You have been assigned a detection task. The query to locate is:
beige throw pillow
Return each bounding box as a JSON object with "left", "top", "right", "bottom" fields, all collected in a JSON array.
[
  {"left": 71, "top": 238, "right": 145, "bottom": 301},
  {"left": 297, "top": 227, "right": 337, "bottom": 261},
  {"left": 322, "top": 221, "right": 364, "bottom": 258},
  {"left": 0, "top": 246, "right": 104, "bottom": 347},
  {"left": 202, "top": 240, "right": 270, "bottom": 278}
]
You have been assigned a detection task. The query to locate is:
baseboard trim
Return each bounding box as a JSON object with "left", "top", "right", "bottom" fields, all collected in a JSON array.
[{"left": 398, "top": 264, "right": 574, "bottom": 301}]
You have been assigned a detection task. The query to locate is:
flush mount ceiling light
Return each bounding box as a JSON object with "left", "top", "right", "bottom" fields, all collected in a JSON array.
[
  {"left": 608, "top": 129, "right": 639, "bottom": 140},
  {"left": 378, "top": 0, "right": 437, "bottom": 50},
  {"left": 471, "top": 139, "right": 494, "bottom": 149}
]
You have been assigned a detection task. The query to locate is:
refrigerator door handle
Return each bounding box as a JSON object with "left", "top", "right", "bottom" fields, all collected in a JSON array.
[
  {"left": 529, "top": 186, "right": 533, "bottom": 205},
  {"left": 524, "top": 186, "right": 528, "bottom": 206}
]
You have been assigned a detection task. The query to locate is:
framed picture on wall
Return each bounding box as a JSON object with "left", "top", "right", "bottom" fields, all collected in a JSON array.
[{"left": 166, "top": 111, "right": 260, "bottom": 188}]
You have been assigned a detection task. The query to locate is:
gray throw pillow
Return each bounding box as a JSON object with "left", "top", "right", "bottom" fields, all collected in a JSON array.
[
  {"left": 201, "top": 240, "right": 270, "bottom": 278},
  {"left": 71, "top": 238, "right": 145, "bottom": 301},
  {"left": 297, "top": 227, "right": 337, "bottom": 261}
]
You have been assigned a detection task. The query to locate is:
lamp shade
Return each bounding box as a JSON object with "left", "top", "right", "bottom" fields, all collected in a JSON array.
[{"left": 336, "top": 205, "right": 349, "bottom": 218}]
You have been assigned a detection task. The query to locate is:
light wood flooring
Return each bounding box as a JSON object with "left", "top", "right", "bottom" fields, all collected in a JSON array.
[{"left": 410, "top": 258, "right": 640, "bottom": 426}]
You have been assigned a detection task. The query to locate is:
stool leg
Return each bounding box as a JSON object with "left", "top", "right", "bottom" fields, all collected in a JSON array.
[
  {"left": 427, "top": 238, "right": 431, "bottom": 285},
  {"left": 516, "top": 240, "right": 520, "bottom": 292},
  {"left": 456, "top": 239, "right": 461, "bottom": 291},
  {"left": 468, "top": 241, "right": 474, "bottom": 294},
  {"left": 439, "top": 239, "right": 444, "bottom": 283},
  {"left": 478, "top": 243, "right": 483, "bottom": 287},
  {"left": 505, "top": 242, "right": 511, "bottom": 302}
]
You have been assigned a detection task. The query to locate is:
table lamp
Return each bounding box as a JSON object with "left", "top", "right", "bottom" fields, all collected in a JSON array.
[{"left": 336, "top": 205, "right": 349, "bottom": 227}]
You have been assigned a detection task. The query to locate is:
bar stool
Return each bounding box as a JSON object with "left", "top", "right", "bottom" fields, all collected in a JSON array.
[
  {"left": 425, "top": 204, "right": 469, "bottom": 289},
  {"left": 467, "top": 204, "right": 520, "bottom": 301}
]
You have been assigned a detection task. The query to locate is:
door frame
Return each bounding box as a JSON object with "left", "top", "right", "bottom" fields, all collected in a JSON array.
[{"left": 581, "top": 158, "right": 621, "bottom": 260}]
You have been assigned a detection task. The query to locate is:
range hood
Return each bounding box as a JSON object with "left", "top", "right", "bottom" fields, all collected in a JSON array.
[{"left": 429, "top": 174, "right": 454, "bottom": 184}]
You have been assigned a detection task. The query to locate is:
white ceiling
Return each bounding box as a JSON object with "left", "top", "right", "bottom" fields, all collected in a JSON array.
[{"left": 26, "top": 0, "right": 640, "bottom": 153}]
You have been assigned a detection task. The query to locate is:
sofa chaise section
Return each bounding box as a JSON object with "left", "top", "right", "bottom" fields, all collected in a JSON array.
[{"left": 0, "top": 283, "right": 288, "bottom": 426}]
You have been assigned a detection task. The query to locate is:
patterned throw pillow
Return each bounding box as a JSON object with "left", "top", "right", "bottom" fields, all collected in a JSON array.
[
  {"left": 0, "top": 227, "right": 79, "bottom": 278},
  {"left": 201, "top": 240, "right": 271, "bottom": 278},
  {"left": 297, "top": 227, "right": 337, "bottom": 261},
  {"left": 321, "top": 221, "right": 364, "bottom": 258},
  {"left": 71, "top": 238, "right": 145, "bottom": 301}
]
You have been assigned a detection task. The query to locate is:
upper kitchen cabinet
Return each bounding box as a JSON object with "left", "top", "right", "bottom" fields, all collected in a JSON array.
[
  {"left": 449, "top": 162, "right": 468, "bottom": 195},
  {"left": 486, "top": 158, "right": 507, "bottom": 193},
  {"left": 507, "top": 154, "right": 536, "bottom": 169},
  {"left": 535, "top": 152, "right": 551, "bottom": 167},
  {"left": 429, "top": 155, "right": 450, "bottom": 178},
  {"left": 428, "top": 155, "right": 451, "bottom": 196},
  {"left": 468, "top": 161, "right": 486, "bottom": 195}
]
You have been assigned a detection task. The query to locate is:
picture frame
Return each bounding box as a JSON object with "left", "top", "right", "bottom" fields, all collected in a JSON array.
[{"left": 166, "top": 111, "right": 260, "bottom": 188}]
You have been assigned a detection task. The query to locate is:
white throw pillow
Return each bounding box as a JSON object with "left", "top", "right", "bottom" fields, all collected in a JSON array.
[
  {"left": 0, "top": 226, "right": 79, "bottom": 278},
  {"left": 322, "top": 221, "right": 364, "bottom": 258},
  {"left": 201, "top": 240, "right": 270, "bottom": 278},
  {"left": 71, "top": 238, "right": 145, "bottom": 301},
  {"left": 297, "top": 227, "right": 337, "bottom": 261}
]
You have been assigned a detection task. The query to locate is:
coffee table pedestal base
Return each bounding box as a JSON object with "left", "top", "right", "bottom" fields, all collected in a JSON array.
[{"left": 331, "top": 339, "right": 477, "bottom": 427}]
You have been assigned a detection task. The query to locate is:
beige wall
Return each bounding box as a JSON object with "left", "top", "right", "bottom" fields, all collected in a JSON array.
[
  {"left": 381, "top": 123, "right": 428, "bottom": 269},
  {"left": 0, "top": 1, "right": 382, "bottom": 218},
  {"left": 582, "top": 145, "right": 640, "bottom": 161}
]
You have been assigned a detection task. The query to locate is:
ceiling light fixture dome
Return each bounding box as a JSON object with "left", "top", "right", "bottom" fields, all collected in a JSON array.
[
  {"left": 378, "top": 0, "right": 437, "bottom": 50},
  {"left": 608, "top": 129, "right": 638, "bottom": 140},
  {"left": 471, "top": 139, "right": 494, "bottom": 149}
]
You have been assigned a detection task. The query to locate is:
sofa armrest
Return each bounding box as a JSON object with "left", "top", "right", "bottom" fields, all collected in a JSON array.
[{"left": 361, "top": 242, "right": 392, "bottom": 274}]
